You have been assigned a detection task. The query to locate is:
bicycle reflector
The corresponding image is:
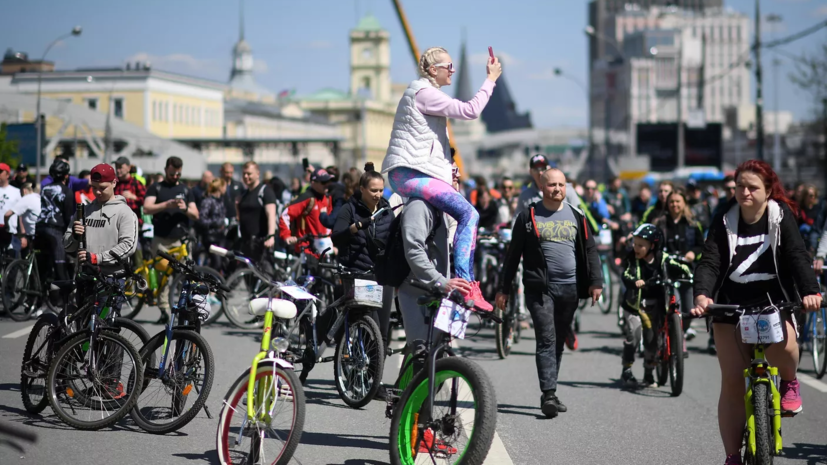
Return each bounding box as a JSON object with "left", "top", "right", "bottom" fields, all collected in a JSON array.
[
  {"left": 754, "top": 365, "right": 767, "bottom": 376},
  {"left": 272, "top": 337, "right": 290, "bottom": 353}
]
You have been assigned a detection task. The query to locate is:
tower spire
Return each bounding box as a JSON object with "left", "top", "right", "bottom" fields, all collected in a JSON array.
[
  {"left": 239, "top": 0, "right": 245, "bottom": 41},
  {"left": 454, "top": 29, "right": 473, "bottom": 102}
]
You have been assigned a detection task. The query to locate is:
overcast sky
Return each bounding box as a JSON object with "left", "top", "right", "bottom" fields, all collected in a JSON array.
[{"left": 3, "top": 0, "right": 826, "bottom": 127}]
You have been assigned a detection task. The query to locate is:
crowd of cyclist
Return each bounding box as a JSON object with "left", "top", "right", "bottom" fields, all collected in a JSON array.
[{"left": 7, "top": 42, "right": 827, "bottom": 465}]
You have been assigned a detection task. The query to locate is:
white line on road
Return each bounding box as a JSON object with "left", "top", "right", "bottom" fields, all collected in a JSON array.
[
  {"left": 2, "top": 325, "right": 33, "bottom": 339},
  {"left": 798, "top": 372, "right": 827, "bottom": 393}
]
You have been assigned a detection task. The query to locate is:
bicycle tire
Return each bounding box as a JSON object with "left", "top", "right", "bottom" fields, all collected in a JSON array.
[
  {"left": 656, "top": 330, "right": 669, "bottom": 387},
  {"left": 47, "top": 331, "right": 144, "bottom": 430},
  {"left": 223, "top": 269, "right": 268, "bottom": 329},
  {"left": 131, "top": 329, "right": 214, "bottom": 434},
  {"left": 668, "top": 312, "right": 684, "bottom": 397},
  {"left": 20, "top": 317, "right": 56, "bottom": 413},
  {"left": 495, "top": 308, "right": 511, "bottom": 359},
  {"left": 813, "top": 309, "right": 827, "bottom": 379},
  {"left": 111, "top": 317, "right": 153, "bottom": 392},
  {"left": 168, "top": 266, "right": 227, "bottom": 326},
  {"left": 120, "top": 291, "right": 146, "bottom": 320},
  {"left": 215, "top": 364, "right": 305, "bottom": 465},
  {"left": 598, "top": 261, "right": 613, "bottom": 314},
  {"left": 389, "top": 356, "right": 497, "bottom": 465},
  {"left": 333, "top": 312, "right": 385, "bottom": 408},
  {"left": 747, "top": 382, "right": 774, "bottom": 465},
  {"left": 4, "top": 259, "right": 38, "bottom": 322}
]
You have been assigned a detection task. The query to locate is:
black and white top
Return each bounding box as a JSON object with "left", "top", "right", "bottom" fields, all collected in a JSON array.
[{"left": 716, "top": 209, "right": 785, "bottom": 307}]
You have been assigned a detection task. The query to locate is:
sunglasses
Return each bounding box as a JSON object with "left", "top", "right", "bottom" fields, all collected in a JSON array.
[
  {"left": 433, "top": 62, "right": 454, "bottom": 72},
  {"left": 725, "top": 185, "right": 736, "bottom": 191},
  {"left": 585, "top": 186, "right": 597, "bottom": 191},
  {"left": 503, "top": 185, "right": 514, "bottom": 190}
]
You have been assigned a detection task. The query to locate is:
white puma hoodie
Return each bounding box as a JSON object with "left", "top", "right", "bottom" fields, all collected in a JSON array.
[{"left": 63, "top": 195, "right": 138, "bottom": 275}]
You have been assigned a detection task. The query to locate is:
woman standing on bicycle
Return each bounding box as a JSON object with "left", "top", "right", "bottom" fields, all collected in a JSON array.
[
  {"left": 691, "top": 159, "right": 822, "bottom": 465},
  {"left": 654, "top": 189, "right": 704, "bottom": 339},
  {"left": 332, "top": 162, "right": 395, "bottom": 345}
]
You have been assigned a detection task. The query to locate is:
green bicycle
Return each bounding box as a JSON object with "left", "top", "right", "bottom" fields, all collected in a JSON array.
[
  {"left": 705, "top": 302, "right": 819, "bottom": 465},
  {"left": 212, "top": 245, "right": 306, "bottom": 465}
]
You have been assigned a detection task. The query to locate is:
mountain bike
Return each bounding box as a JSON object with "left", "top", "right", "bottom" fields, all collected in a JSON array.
[
  {"left": 130, "top": 250, "right": 227, "bottom": 434},
  {"left": 212, "top": 245, "right": 306, "bottom": 465},
  {"left": 578, "top": 225, "right": 614, "bottom": 314},
  {"left": 3, "top": 248, "right": 60, "bottom": 321},
  {"left": 21, "top": 253, "right": 149, "bottom": 415},
  {"left": 704, "top": 302, "right": 823, "bottom": 465},
  {"left": 387, "top": 280, "right": 501, "bottom": 465},
  {"left": 46, "top": 259, "right": 147, "bottom": 430},
  {"left": 496, "top": 265, "right": 523, "bottom": 360},
  {"left": 799, "top": 267, "right": 827, "bottom": 378}
]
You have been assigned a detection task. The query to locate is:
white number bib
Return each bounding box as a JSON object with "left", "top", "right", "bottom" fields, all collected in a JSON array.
[
  {"left": 739, "top": 311, "right": 784, "bottom": 344},
  {"left": 353, "top": 279, "right": 383, "bottom": 304},
  {"left": 434, "top": 299, "right": 471, "bottom": 339}
]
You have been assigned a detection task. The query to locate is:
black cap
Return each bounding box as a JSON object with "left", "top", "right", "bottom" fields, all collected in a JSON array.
[
  {"left": 311, "top": 168, "right": 332, "bottom": 183},
  {"left": 16, "top": 163, "right": 27, "bottom": 172},
  {"left": 529, "top": 154, "right": 549, "bottom": 170},
  {"left": 114, "top": 156, "right": 131, "bottom": 167},
  {"left": 686, "top": 178, "right": 699, "bottom": 189}
]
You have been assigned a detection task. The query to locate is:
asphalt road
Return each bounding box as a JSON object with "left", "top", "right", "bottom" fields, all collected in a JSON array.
[{"left": 1, "top": 303, "right": 826, "bottom": 465}]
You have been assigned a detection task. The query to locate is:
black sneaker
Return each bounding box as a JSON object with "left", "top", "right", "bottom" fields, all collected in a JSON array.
[
  {"left": 621, "top": 367, "right": 637, "bottom": 388},
  {"left": 556, "top": 396, "right": 567, "bottom": 413},
  {"left": 642, "top": 368, "right": 657, "bottom": 388},
  {"left": 540, "top": 392, "right": 560, "bottom": 418},
  {"left": 373, "top": 384, "right": 387, "bottom": 401}
]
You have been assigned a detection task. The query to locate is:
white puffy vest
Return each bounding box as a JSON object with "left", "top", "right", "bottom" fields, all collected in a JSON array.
[{"left": 381, "top": 78, "right": 452, "bottom": 184}]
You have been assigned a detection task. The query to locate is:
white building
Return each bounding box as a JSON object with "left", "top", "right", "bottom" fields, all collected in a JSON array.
[{"left": 590, "top": 5, "right": 750, "bottom": 160}]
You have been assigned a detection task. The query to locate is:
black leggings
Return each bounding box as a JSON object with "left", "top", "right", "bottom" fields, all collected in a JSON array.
[{"left": 35, "top": 228, "right": 69, "bottom": 284}]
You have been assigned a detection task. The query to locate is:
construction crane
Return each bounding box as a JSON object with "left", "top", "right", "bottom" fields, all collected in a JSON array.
[{"left": 390, "top": 0, "right": 468, "bottom": 178}]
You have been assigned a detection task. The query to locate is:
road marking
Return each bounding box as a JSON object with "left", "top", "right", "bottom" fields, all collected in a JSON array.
[
  {"left": 392, "top": 331, "right": 514, "bottom": 464},
  {"left": 798, "top": 373, "right": 827, "bottom": 393},
  {"left": 3, "top": 325, "right": 33, "bottom": 339}
]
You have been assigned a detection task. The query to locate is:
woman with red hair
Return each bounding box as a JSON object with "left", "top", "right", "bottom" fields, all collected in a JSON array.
[{"left": 691, "top": 160, "right": 822, "bottom": 464}]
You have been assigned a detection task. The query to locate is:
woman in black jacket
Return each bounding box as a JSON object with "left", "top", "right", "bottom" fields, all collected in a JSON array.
[
  {"left": 690, "top": 160, "right": 822, "bottom": 465},
  {"left": 332, "top": 163, "right": 395, "bottom": 347}
]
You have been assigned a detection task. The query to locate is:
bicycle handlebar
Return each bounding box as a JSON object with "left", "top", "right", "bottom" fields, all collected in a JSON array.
[
  {"left": 408, "top": 279, "right": 503, "bottom": 323},
  {"left": 158, "top": 250, "right": 229, "bottom": 292}
]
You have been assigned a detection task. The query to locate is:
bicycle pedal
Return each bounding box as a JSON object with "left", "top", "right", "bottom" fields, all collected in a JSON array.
[
  {"left": 781, "top": 411, "right": 799, "bottom": 418},
  {"left": 319, "top": 356, "right": 334, "bottom": 363}
]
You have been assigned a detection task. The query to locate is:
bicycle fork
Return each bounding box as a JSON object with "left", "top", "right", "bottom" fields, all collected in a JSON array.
[{"left": 744, "top": 347, "right": 782, "bottom": 456}]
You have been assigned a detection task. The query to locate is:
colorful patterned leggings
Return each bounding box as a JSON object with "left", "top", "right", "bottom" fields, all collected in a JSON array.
[{"left": 388, "top": 167, "right": 478, "bottom": 281}]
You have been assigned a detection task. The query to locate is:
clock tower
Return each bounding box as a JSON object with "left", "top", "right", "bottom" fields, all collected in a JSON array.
[{"left": 350, "top": 14, "right": 391, "bottom": 102}]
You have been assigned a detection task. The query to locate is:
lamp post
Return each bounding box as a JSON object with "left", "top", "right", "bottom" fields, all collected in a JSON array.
[
  {"left": 553, "top": 68, "right": 593, "bottom": 176},
  {"left": 35, "top": 26, "right": 82, "bottom": 183},
  {"left": 585, "top": 26, "right": 626, "bottom": 180},
  {"left": 766, "top": 13, "right": 783, "bottom": 171}
]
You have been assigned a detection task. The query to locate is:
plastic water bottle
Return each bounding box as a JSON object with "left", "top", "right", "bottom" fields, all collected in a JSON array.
[{"left": 149, "top": 268, "right": 158, "bottom": 291}]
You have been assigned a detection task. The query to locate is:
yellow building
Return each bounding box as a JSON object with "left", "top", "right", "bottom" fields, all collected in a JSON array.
[{"left": 9, "top": 65, "right": 226, "bottom": 146}]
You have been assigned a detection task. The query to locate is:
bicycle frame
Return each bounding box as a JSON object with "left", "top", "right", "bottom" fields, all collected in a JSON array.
[
  {"left": 133, "top": 243, "right": 189, "bottom": 300},
  {"left": 744, "top": 344, "right": 782, "bottom": 456}
]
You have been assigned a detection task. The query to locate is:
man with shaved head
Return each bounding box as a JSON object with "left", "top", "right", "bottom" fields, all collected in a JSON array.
[{"left": 497, "top": 168, "right": 603, "bottom": 419}]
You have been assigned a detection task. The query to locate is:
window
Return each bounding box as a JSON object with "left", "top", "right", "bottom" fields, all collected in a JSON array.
[
  {"left": 362, "top": 47, "right": 373, "bottom": 59},
  {"left": 362, "top": 77, "right": 371, "bottom": 91},
  {"left": 113, "top": 98, "right": 124, "bottom": 119},
  {"left": 86, "top": 98, "right": 98, "bottom": 111}
]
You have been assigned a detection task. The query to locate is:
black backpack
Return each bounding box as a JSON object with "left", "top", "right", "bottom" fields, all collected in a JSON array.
[{"left": 369, "top": 208, "right": 440, "bottom": 287}]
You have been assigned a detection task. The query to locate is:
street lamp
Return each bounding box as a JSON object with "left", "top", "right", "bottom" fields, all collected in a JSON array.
[
  {"left": 766, "top": 13, "right": 783, "bottom": 171},
  {"left": 553, "top": 68, "right": 593, "bottom": 173},
  {"left": 35, "top": 26, "right": 82, "bottom": 183}
]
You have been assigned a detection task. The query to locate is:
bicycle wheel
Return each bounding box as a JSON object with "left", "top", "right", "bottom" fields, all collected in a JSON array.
[
  {"left": 168, "top": 266, "right": 227, "bottom": 326},
  {"left": 216, "top": 364, "right": 305, "bottom": 465},
  {"left": 812, "top": 309, "right": 827, "bottom": 379},
  {"left": 20, "top": 317, "right": 57, "bottom": 413},
  {"left": 390, "top": 356, "right": 497, "bottom": 465},
  {"left": 598, "top": 260, "right": 613, "bottom": 314},
  {"left": 47, "top": 331, "right": 144, "bottom": 430},
  {"left": 333, "top": 313, "right": 385, "bottom": 408},
  {"left": 111, "top": 318, "right": 150, "bottom": 353},
  {"left": 120, "top": 277, "right": 146, "bottom": 320},
  {"left": 667, "top": 312, "right": 685, "bottom": 397},
  {"left": 495, "top": 308, "right": 512, "bottom": 360},
  {"left": 223, "top": 269, "right": 269, "bottom": 329},
  {"left": 4, "top": 259, "right": 39, "bottom": 322},
  {"left": 744, "top": 382, "right": 774, "bottom": 465},
  {"left": 131, "top": 329, "right": 214, "bottom": 434}
]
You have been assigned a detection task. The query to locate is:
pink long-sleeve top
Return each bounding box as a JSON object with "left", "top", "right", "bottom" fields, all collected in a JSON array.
[{"left": 414, "top": 80, "right": 496, "bottom": 120}]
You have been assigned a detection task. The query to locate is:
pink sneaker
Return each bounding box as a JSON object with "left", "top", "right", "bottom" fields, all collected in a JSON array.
[
  {"left": 780, "top": 378, "right": 803, "bottom": 413},
  {"left": 724, "top": 454, "right": 743, "bottom": 465},
  {"left": 466, "top": 282, "right": 493, "bottom": 312}
]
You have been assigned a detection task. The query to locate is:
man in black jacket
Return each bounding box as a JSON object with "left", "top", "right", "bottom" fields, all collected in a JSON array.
[{"left": 496, "top": 168, "right": 603, "bottom": 418}]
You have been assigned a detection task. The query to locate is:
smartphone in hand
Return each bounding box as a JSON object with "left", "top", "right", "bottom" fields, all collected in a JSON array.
[{"left": 488, "top": 46, "right": 495, "bottom": 64}]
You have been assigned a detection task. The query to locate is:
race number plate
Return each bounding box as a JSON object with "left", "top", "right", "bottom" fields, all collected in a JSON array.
[
  {"left": 739, "top": 311, "right": 784, "bottom": 344},
  {"left": 313, "top": 237, "right": 333, "bottom": 255},
  {"left": 353, "top": 279, "right": 383, "bottom": 303},
  {"left": 434, "top": 299, "right": 471, "bottom": 339},
  {"left": 598, "top": 229, "right": 613, "bottom": 246}
]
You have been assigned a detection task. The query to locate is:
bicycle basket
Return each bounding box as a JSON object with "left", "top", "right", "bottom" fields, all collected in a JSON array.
[{"left": 341, "top": 275, "right": 384, "bottom": 309}]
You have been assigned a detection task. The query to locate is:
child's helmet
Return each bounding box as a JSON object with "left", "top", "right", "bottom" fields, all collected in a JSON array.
[{"left": 632, "top": 223, "right": 663, "bottom": 252}]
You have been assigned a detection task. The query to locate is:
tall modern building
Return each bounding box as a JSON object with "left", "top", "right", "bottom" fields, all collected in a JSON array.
[{"left": 587, "top": 1, "right": 749, "bottom": 164}]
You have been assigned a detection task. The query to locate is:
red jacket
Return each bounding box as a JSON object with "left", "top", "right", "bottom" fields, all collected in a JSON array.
[{"left": 278, "top": 190, "right": 331, "bottom": 253}]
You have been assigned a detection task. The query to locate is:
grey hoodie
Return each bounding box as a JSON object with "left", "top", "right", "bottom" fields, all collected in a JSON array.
[{"left": 64, "top": 195, "right": 138, "bottom": 275}]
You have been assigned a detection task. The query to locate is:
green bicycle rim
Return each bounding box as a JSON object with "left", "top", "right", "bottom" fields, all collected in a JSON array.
[{"left": 396, "top": 370, "right": 474, "bottom": 464}]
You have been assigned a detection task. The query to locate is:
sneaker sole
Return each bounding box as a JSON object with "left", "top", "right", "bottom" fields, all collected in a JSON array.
[{"left": 781, "top": 405, "right": 803, "bottom": 414}]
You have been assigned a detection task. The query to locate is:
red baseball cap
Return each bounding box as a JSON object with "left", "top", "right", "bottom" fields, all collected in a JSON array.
[
  {"left": 0, "top": 163, "right": 10, "bottom": 173},
  {"left": 90, "top": 163, "right": 116, "bottom": 182}
]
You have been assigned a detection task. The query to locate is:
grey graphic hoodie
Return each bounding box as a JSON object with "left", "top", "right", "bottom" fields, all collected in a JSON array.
[{"left": 64, "top": 195, "right": 138, "bottom": 275}]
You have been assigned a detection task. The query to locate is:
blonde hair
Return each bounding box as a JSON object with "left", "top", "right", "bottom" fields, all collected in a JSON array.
[
  {"left": 208, "top": 178, "right": 226, "bottom": 195},
  {"left": 418, "top": 47, "right": 449, "bottom": 88}
]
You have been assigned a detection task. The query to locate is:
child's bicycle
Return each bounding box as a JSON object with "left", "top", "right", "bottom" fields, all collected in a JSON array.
[
  {"left": 211, "top": 245, "right": 308, "bottom": 465},
  {"left": 386, "top": 279, "right": 502, "bottom": 465},
  {"left": 704, "top": 302, "right": 825, "bottom": 465}
]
